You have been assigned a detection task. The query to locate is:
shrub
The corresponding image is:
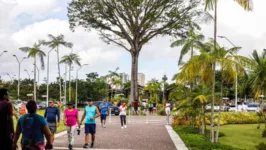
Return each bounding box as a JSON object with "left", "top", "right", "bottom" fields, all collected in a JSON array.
[
  {"left": 256, "top": 142, "right": 266, "bottom": 150},
  {"left": 157, "top": 108, "right": 166, "bottom": 116}
]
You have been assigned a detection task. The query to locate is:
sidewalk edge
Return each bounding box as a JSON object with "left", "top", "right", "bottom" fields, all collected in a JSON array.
[{"left": 165, "top": 125, "right": 188, "bottom": 150}]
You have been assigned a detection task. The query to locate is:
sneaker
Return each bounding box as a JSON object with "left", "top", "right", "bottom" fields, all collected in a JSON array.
[
  {"left": 90, "top": 143, "right": 94, "bottom": 148},
  {"left": 121, "top": 126, "right": 124, "bottom": 129},
  {"left": 83, "top": 144, "right": 89, "bottom": 149},
  {"left": 124, "top": 125, "right": 127, "bottom": 128},
  {"left": 68, "top": 144, "right": 73, "bottom": 150},
  {"left": 103, "top": 125, "right": 106, "bottom": 128}
]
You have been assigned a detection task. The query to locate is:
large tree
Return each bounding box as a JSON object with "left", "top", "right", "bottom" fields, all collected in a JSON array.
[
  {"left": 43, "top": 34, "right": 73, "bottom": 101},
  {"left": 20, "top": 42, "right": 46, "bottom": 101},
  {"left": 67, "top": 0, "right": 201, "bottom": 102}
]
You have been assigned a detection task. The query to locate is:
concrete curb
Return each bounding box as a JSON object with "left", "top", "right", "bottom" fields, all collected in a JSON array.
[{"left": 165, "top": 125, "right": 188, "bottom": 150}]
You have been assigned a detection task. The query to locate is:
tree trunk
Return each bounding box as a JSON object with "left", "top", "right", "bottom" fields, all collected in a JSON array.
[
  {"left": 57, "top": 47, "right": 62, "bottom": 102},
  {"left": 130, "top": 52, "right": 139, "bottom": 103},
  {"left": 201, "top": 104, "right": 205, "bottom": 135},
  {"left": 210, "top": 0, "right": 218, "bottom": 143},
  {"left": 34, "top": 56, "right": 37, "bottom": 101},
  {"left": 69, "top": 64, "right": 71, "bottom": 102}
]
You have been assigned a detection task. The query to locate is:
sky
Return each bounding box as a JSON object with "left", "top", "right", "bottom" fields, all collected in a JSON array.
[{"left": 0, "top": 0, "right": 266, "bottom": 84}]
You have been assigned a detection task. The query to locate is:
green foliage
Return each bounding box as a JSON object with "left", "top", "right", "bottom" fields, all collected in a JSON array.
[
  {"left": 174, "top": 126, "right": 240, "bottom": 150},
  {"left": 205, "top": 112, "right": 262, "bottom": 125},
  {"left": 255, "top": 142, "right": 266, "bottom": 150}
]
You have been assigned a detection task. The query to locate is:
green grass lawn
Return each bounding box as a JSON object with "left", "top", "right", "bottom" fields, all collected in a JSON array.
[
  {"left": 218, "top": 124, "right": 265, "bottom": 150},
  {"left": 14, "top": 109, "right": 66, "bottom": 145}
]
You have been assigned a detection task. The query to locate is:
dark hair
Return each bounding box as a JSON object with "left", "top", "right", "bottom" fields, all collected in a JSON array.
[
  {"left": 26, "top": 100, "right": 37, "bottom": 114},
  {"left": 0, "top": 88, "right": 8, "bottom": 100}
]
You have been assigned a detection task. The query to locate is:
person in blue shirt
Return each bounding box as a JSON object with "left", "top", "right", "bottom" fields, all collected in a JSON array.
[
  {"left": 99, "top": 100, "right": 109, "bottom": 128},
  {"left": 12, "top": 100, "right": 52, "bottom": 150},
  {"left": 80, "top": 98, "right": 100, "bottom": 148},
  {"left": 44, "top": 99, "right": 60, "bottom": 144}
]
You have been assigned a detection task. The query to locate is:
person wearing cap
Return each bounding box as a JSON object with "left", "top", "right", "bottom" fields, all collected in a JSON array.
[
  {"left": 80, "top": 98, "right": 100, "bottom": 148},
  {"left": 64, "top": 102, "right": 80, "bottom": 150},
  {"left": 44, "top": 99, "right": 60, "bottom": 144},
  {"left": 0, "top": 88, "right": 14, "bottom": 150},
  {"left": 99, "top": 100, "right": 109, "bottom": 128}
]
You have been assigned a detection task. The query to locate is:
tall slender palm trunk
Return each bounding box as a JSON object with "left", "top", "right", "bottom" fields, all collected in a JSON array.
[
  {"left": 34, "top": 56, "right": 37, "bottom": 101},
  {"left": 57, "top": 47, "right": 62, "bottom": 102},
  {"left": 69, "top": 64, "right": 71, "bottom": 102},
  {"left": 211, "top": 1, "right": 218, "bottom": 143}
]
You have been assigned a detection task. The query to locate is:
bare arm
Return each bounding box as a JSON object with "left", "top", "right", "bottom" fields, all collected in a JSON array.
[
  {"left": 95, "top": 107, "right": 100, "bottom": 118},
  {"left": 12, "top": 123, "right": 21, "bottom": 149},
  {"left": 80, "top": 110, "right": 86, "bottom": 124},
  {"left": 43, "top": 125, "right": 52, "bottom": 144},
  {"left": 76, "top": 110, "right": 80, "bottom": 126},
  {"left": 63, "top": 111, "right": 67, "bottom": 125}
]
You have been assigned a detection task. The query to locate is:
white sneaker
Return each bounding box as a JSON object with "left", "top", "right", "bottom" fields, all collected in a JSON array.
[
  {"left": 103, "top": 125, "right": 106, "bottom": 128},
  {"left": 124, "top": 125, "right": 127, "bottom": 128},
  {"left": 121, "top": 126, "right": 124, "bottom": 129}
]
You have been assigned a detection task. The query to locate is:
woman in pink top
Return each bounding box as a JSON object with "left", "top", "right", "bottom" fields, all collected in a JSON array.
[{"left": 64, "top": 102, "right": 80, "bottom": 150}]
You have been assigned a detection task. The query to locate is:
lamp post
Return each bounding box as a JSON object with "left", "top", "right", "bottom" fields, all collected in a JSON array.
[
  {"left": 46, "top": 49, "right": 53, "bottom": 106},
  {"left": 75, "top": 64, "right": 88, "bottom": 108},
  {"left": 13, "top": 55, "right": 26, "bottom": 101},
  {"left": 259, "top": 94, "right": 264, "bottom": 113},
  {"left": 24, "top": 69, "right": 31, "bottom": 79},
  {"left": 0, "top": 50, "right": 7, "bottom": 57},
  {"left": 7, "top": 73, "right": 13, "bottom": 82},
  {"left": 218, "top": 35, "right": 238, "bottom": 109},
  {"left": 162, "top": 75, "right": 168, "bottom": 101}
]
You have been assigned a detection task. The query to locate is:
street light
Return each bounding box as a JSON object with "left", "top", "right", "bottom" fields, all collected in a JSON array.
[
  {"left": 46, "top": 49, "right": 53, "bottom": 106},
  {"left": 13, "top": 55, "right": 26, "bottom": 101},
  {"left": 0, "top": 50, "right": 7, "bottom": 57},
  {"left": 24, "top": 69, "right": 32, "bottom": 79},
  {"left": 218, "top": 35, "right": 238, "bottom": 110},
  {"left": 75, "top": 64, "right": 88, "bottom": 108},
  {"left": 162, "top": 74, "right": 168, "bottom": 101},
  {"left": 7, "top": 73, "right": 13, "bottom": 82}
]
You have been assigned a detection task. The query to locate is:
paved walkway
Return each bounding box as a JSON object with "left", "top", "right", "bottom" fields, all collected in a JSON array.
[{"left": 53, "top": 116, "right": 177, "bottom": 150}]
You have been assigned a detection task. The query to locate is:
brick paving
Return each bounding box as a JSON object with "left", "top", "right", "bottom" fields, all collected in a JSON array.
[{"left": 53, "top": 116, "right": 176, "bottom": 150}]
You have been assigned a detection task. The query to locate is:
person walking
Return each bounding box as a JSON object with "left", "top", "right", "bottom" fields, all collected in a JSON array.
[
  {"left": 165, "top": 101, "right": 171, "bottom": 125},
  {"left": 149, "top": 102, "right": 153, "bottom": 115},
  {"left": 80, "top": 98, "right": 100, "bottom": 149},
  {"left": 20, "top": 103, "right": 27, "bottom": 116},
  {"left": 44, "top": 99, "right": 60, "bottom": 144},
  {"left": 64, "top": 102, "right": 80, "bottom": 150},
  {"left": 0, "top": 88, "right": 14, "bottom": 150},
  {"left": 133, "top": 100, "right": 139, "bottom": 115},
  {"left": 99, "top": 100, "right": 109, "bottom": 128},
  {"left": 12, "top": 100, "right": 52, "bottom": 150},
  {"left": 119, "top": 101, "right": 127, "bottom": 129}
]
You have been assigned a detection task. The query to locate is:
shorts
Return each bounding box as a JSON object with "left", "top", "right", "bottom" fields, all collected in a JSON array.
[
  {"left": 100, "top": 114, "right": 107, "bottom": 121},
  {"left": 85, "top": 124, "right": 96, "bottom": 134},
  {"left": 47, "top": 122, "right": 57, "bottom": 133},
  {"left": 134, "top": 107, "right": 138, "bottom": 111}
]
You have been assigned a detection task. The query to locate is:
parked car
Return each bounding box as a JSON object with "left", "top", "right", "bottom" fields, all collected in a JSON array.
[
  {"left": 206, "top": 105, "right": 223, "bottom": 112},
  {"left": 93, "top": 101, "right": 120, "bottom": 116},
  {"left": 37, "top": 101, "right": 47, "bottom": 109},
  {"left": 229, "top": 105, "right": 237, "bottom": 112},
  {"left": 247, "top": 103, "right": 260, "bottom": 112}
]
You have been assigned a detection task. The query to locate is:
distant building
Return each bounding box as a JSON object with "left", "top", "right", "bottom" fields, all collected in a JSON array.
[
  {"left": 120, "top": 73, "right": 129, "bottom": 84},
  {"left": 138, "top": 73, "right": 145, "bottom": 86}
]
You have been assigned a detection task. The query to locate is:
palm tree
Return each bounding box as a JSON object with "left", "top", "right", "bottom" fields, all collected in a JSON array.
[
  {"left": 43, "top": 34, "right": 73, "bottom": 101},
  {"left": 145, "top": 79, "right": 161, "bottom": 103},
  {"left": 60, "top": 53, "right": 81, "bottom": 102},
  {"left": 204, "top": 0, "right": 253, "bottom": 143},
  {"left": 20, "top": 41, "right": 46, "bottom": 101},
  {"left": 171, "top": 29, "right": 205, "bottom": 65},
  {"left": 107, "top": 67, "right": 120, "bottom": 99},
  {"left": 248, "top": 50, "right": 266, "bottom": 137}
]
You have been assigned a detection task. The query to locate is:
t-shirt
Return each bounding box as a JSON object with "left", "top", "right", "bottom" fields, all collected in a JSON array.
[
  {"left": 99, "top": 103, "right": 109, "bottom": 115},
  {"left": 119, "top": 106, "right": 127, "bottom": 116},
  {"left": 165, "top": 103, "right": 171, "bottom": 112},
  {"left": 133, "top": 101, "right": 139, "bottom": 108},
  {"left": 18, "top": 114, "right": 47, "bottom": 145},
  {"left": 65, "top": 109, "right": 78, "bottom": 126},
  {"left": 0, "top": 100, "right": 14, "bottom": 137},
  {"left": 85, "top": 105, "right": 96, "bottom": 124},
  {"left": 44, "top": 107, "right": 60, "bottom": 123}
]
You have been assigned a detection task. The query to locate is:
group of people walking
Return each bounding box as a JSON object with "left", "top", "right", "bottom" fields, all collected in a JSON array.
[{"left": 0, "top": 88, "right": 128, "bottom": 150}]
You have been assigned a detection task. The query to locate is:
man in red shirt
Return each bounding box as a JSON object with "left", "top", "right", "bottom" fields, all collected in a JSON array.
[
  {"left": 133, "top": 100, "right": 139, "bottom": 115},
  {"left": 0, "top": 88, "right": 14, "bottom": 150}
]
